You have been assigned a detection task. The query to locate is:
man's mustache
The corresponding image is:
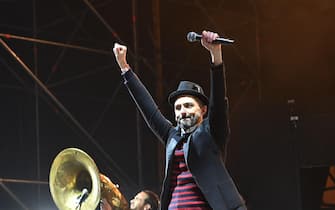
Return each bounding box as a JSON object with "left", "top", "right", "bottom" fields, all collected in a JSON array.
[{"left": 177, "top": 113, "right": 194, "bottom": 121}]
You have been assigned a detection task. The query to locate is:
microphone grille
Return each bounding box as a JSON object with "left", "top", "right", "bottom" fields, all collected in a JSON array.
[{"left": 186, "top": 32, "right": 198, "bottom": 42}]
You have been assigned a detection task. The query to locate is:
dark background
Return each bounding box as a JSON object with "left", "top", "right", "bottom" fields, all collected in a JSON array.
[{"left": 0, "top": 0, "right": 335, "bottom": 209}]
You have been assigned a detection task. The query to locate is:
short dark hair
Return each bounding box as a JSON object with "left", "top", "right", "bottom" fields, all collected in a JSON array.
[{"left": 143, "top": 190, "right": 160, "bottom": 210}]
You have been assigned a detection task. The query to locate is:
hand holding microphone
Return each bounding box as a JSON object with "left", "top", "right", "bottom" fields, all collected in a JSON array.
[
  {"left": 187, "top": 31, "right": 234, "bottom": 44},
  {"left": 187, "top": 30, "right": 227, "bottom": 65}
]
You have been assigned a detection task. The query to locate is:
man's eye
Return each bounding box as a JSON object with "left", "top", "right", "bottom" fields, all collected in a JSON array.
[{"left": 185, "top": 103, "right": 193, "bottom": 108}]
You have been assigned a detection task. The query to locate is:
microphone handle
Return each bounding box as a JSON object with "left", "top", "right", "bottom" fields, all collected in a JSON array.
[{"left": 212, "top": 37, "right": 234, "bottom": 44}]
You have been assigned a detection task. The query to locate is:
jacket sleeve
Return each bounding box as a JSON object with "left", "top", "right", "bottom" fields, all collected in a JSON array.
[
  {"left": 208, "top": 63, "right": 230, "bottom": 147},
  {"left": 122, "top": 70, "right": 172, "bottom": 144}
]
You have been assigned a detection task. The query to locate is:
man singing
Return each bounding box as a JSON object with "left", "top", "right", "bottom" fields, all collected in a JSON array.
[{"left": 113, "top": 30, "right": 247, "bottom": 210}]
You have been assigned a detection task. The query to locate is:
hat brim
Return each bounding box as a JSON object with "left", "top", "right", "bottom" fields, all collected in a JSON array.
[{"left": 168, "top": 90, "right": 209, "bottom": 106}]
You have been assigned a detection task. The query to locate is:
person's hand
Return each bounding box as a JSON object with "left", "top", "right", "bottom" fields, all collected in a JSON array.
[
  {"left": 113, "top": 43, "right": 130, "bottom": 73},
  {"left": 100, "top": 198, "right": 112, "bottom": 210},
  {"left": 200, "top": 30, "right": 223, "bottom": 65}
]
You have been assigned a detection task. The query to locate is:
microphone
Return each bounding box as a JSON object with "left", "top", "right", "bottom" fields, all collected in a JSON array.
[
  {"left": 75, "top": 188, "right": 89, "bottom": 208},
  {"left": 187, "top": 32, "right": 234, "bottom": 44}
]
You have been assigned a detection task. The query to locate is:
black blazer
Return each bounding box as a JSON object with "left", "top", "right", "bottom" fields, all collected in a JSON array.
[{"left": 122, "top": 64, "right": 246, "bottom": 210}]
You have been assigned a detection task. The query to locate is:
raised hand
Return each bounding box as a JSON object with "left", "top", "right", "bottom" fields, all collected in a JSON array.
[
  {"left": 200, "top": 30, "right": 223, "bottom": 65},
  {"left": 113, "top": 43, "right": 130, "bottom": 72}
]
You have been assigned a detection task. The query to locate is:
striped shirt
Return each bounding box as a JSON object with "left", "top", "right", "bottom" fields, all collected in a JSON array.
[{"left": 168, "top": 139, "right": 212, "bottom": 210}]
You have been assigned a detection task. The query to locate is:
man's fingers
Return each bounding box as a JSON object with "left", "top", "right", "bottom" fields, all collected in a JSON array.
[
  {"left": 113, "top": 43, "right": 127, "bottom": 55},
  {"left": 202, "top": 31, "right": 220, "bottom": 43}
]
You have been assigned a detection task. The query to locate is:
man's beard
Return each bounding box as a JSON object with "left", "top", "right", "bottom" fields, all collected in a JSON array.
[{"left": 177, "top": 113, "right": 201, "bottom": 132}]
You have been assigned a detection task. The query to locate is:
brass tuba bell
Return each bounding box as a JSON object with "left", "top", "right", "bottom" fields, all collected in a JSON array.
[{"left": 49, "top": 148, "right": 129, "bottom": 210}]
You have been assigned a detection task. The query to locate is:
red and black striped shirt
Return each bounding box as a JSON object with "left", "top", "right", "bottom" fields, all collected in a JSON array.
[{"left": 168, "top": 139, "right": 212, "bottom": 210}]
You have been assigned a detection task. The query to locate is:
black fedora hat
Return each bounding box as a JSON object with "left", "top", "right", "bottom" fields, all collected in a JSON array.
[{"left": 168, "top": 81, "right": 208, "bottom": 106}]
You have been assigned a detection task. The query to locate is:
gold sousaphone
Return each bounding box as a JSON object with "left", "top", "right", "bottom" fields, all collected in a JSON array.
[{"left": 49, "top": 148, "right": 129, "bottom": 210}]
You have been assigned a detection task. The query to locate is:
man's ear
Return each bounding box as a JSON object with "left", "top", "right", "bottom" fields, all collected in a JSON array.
[
  {"left": 201, "top": 105, "right": 208, "bottom": 115},
  {"left": 143, "top": 204, "right": 151, "bottom": 210}
]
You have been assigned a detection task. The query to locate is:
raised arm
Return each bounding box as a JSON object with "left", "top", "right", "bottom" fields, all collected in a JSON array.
[
  {"left": 201, "top": 31, "right": 230, "bottom": 146},
  {"left": 113, "top": 43, "right": 172, "bottom": 144}
]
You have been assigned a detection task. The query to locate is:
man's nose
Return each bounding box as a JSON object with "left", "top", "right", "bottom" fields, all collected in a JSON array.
[{"left": 181, "top": 112, "right": 187, "bottom": 118}]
